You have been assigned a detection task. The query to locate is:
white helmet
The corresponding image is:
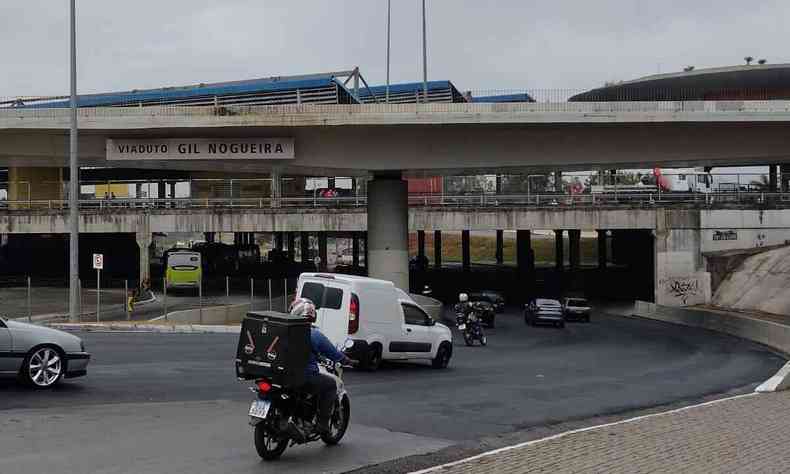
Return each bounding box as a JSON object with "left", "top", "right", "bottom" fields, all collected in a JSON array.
[
  {"left": 290, "top": 297, "right": 317, "bottom": 322},
  {"left": 458, "top": 293, "right": 469, "bottom": 303}
]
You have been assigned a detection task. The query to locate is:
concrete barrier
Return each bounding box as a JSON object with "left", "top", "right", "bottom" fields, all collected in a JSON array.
[
  {"left": 632, "top": 300, "right": 790, "bottom": 392},
  {"left": 155, "top": 303, "right": 251, "bottom": 325}
]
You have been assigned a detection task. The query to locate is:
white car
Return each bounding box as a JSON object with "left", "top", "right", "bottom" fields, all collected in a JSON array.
[{"left": 295, "top": 273, "right": 453, "bottom": 370}]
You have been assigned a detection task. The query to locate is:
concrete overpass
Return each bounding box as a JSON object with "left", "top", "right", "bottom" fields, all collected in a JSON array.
[{"left": 3, "top": 101, "right": 790, "bottom": 300}]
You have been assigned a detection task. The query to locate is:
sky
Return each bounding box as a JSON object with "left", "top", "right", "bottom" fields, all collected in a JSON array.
[{"left": 2, "top": 0, "right": 789, "bottom": 98}]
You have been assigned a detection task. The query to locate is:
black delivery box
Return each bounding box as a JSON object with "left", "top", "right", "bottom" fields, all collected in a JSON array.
[{"left": 235, "top": 311, "right": 311, "bottom": 387}]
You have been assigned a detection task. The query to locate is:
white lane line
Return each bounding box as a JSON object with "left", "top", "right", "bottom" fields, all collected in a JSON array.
[{"left": 411, "top": 392, "right": 759, "bottom": 474}]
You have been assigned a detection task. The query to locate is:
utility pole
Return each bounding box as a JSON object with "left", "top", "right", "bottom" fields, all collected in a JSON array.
[
  {"left": 422, "top": 0, "right": 428, "bottom": 103},
  {"left": 69, "top": 0, "right": 80, "bottom": 322},
  {"left": 386, "top": 0, "right": 391, "bottom": 103}
]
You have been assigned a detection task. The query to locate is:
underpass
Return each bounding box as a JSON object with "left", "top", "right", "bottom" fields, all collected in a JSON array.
[{"left": 0, "top": 306, "right": 783, "bottom": 473}]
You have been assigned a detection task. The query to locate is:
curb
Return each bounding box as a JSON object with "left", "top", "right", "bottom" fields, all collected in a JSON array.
[
  {"left": 48, "top": 323, "right": 240, "bottom": 334},
  {"left": 756, "top": 361, "right": 790, "bottom": 393}
]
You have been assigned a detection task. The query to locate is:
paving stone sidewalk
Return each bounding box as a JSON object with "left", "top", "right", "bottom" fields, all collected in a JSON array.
[{"left": 421, "top": 391, "right": 790, "bottom": 473}]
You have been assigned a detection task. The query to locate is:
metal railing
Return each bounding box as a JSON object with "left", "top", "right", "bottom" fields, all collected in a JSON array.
[{"left": 2, "top": 192, "right": 790, "bottom": 211}]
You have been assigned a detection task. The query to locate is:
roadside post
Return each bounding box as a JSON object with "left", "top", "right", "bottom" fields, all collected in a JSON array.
[
  {"left": 283, "top": 278, "right": 288, "bottom": 312},
  {"left": 250, "top": 278, "right": 254, "bottom": 310},
  {"left": 125, "top": 280, "right": 131, "bottom": 320},
  {"left": 93, "top": 254, "right": 103, "bottom": 323},
  {"left": 163, "top": 278, "right": 168, "bottom": 321},
  {"left": 27, "top": 276, "right": 32, "bottom": 323},
  {"left": 268, "top": 279, "right": 272, "bottom": 311},
  {"left": 199, "top": 278, "right": 203, "bottom": 324}
]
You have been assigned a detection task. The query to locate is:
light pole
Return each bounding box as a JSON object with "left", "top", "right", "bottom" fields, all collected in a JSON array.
[
  {"left": 421, "top": 0, "right": 428, "bottom": 103},
  {"left": 386, "top": 0, "right": 391, "bottom": 103},
  {"left": 69, "top": 0, "right": 80, "bottom": 322}
]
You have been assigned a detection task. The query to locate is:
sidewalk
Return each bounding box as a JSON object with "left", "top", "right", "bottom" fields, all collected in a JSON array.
[{"left": 418, "top": 390, "right": 790, "bottom": 473}]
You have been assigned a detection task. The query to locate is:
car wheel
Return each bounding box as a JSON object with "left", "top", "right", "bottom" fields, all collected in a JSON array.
[
  {"left": 432, "top": 343, "right": 451, "bottom": 369},
  {"left": 22, "top": 346, "right": 64, "bottom": 389},
  {"left": 364, "top": 344, "right": 383, "bottom": 372}
]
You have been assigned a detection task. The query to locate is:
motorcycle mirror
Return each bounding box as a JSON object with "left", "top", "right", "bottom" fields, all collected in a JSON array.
[{"left": 344, "top": 339, "right": 355, "bottom": 350}]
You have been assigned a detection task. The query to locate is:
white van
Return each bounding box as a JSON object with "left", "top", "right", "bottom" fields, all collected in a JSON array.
[{"left": 295, "top": 273, "right": 453, "bottom": 370}]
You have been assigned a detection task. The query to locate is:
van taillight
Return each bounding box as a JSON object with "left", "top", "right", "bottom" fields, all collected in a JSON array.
[{"left": 349, "top": 293, "right": 360, "bottom": 335}]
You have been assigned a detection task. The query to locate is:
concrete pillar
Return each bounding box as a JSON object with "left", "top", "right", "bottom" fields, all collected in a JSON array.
[
  {"left": 517, "top": 230, "right": 532, "bottom": 273},
  {"left": 434, "top": 231, "right": 442, "bottom": 269},
  {"left": 496, "top": 230, "right": 504, "bottom": 265},
  {"left": 417, "top": 231, "right": 426, "bottom": 260},
  {"left": 300, "top": 232, "right": 310, "bottom": 263},
  {"left": 318, "top": 233, "right": 328, "bottom": 272},
  {"left": 769, "top": 165, "right": 779, "bottom": 192},
  {"left": 275, "top": 233, "right": 284, "bottom": 251},
  {"left": 8, "top": 167, "right": 64, "bottom": 206},
  {"left": 555, "top": 230, "right": 565, "bottom": 271},
  {"left": 462, "top": 230, "right": 471, "bottom": 272},
  {"left": 597, "top": 230, "right": 607, "bottom": 269},
  {"left": 367, "top": 177, "right": 409, "bottom": 290},
  {"left": 568, "top": 229, "right": 581, "bottom": 271},
  {"left": 287, "top": 233, "right": 296, "bottom": 262},
  {"left": 781, "top": 165, "right": 790, "bottom": 193},
  {"left": 157, "top": 181, "right": 166, "bottom": 200},
  {"left": 352, "top": 233, "right": 360, "bottom": 267},
  {"left": 136, "top": 232, "right": 152, "bottom": 287},
  {"left": 554, "top": 170, "right": 563, "bottom": 193}
]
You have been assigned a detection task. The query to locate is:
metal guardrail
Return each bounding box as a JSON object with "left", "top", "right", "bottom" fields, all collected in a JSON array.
[{"left": 2, "top": 192, "right": 789, "bottom": 211}]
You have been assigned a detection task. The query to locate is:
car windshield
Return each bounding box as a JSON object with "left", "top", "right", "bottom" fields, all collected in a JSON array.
[{"left": 568, "top": 299, "right": 588, "bottom": 306}]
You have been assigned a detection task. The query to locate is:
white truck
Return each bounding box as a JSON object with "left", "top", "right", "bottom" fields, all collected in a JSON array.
[{"left": 295, "top": 273, "right": 453, "bottom": 371}]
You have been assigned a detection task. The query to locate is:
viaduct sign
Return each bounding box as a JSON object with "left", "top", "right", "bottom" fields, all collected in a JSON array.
[{"left": 106, "top": 138, "right": 295, "bottom": 161}]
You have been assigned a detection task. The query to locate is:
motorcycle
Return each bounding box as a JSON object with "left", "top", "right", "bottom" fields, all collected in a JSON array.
[
  {"left": 247, "top": 349, "right": 352, "bottom": 461},
  {"left": 456, "top": 304, "right": 487, "bottom": 346}
]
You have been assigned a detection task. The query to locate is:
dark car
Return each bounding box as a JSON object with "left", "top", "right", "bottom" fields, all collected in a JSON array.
[
  {"left": 524, "top": 298, "right": 565, "bottom": 328},
  {"left": 468, "top": 291, "right": 506, "bottom": 313},
  {"left": 562, "top": 297, "right": 592, "bottom": 322}
]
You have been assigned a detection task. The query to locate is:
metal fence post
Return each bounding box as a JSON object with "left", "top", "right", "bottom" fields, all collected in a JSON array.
[
  {"left": 199, "top": 278, "right": 204, "bottom": 324},
  {"left": 96, "top": 270, "right": 101, "bottom": 323},
  {"left": 283, "top": 278, "right": 288, "bottom": 312},
  {"left": 268, "top": 279, "right": 273, "bottom": 311},
  {"left": 27, "top": 276, "right": 32, "bottom": 323},
  {"left": 226, "top": 276, "right": 230, "bottom": 299},
  {"left": 250, "top": 278, "right": 254, "bottom": 311},
  {"left": 163, "top": 278, "right": 168, "bottom": 321},
  {"left": 125, "top": 279, "right": 130, "bottom": 321}
]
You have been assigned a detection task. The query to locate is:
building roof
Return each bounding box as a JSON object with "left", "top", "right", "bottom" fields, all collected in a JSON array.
[
  {"left": 358, "top": 80, "right": 466, "bottom": 103},
  {"left": 16, "top": 73, "right": 360, "bottom": 108},
  {"left": 470, "top": 93, "right": 535, "bottom": 103},
  {"left": 570, "top": 63, "right": 790, "bottom": 102}
]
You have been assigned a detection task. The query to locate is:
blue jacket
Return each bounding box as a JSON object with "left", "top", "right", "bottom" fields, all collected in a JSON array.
[{"left": 306, "top": 327, "right": 346, "bottom": 376}]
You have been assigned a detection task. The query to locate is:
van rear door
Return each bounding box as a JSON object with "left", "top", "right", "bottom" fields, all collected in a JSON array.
[{"left": 297, "top": 278, "right": 349, "bottom": 347}]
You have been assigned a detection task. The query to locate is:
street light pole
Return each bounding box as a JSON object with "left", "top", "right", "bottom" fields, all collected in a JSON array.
[
  {"left": 386, "top": 0, "right": 391, "bottom": 104},
  {"left": 421, "top": 0, "right": 428, "bottom": 103},
  {"left": 68, "top": 0, "right": 80, "bottom": 322}
]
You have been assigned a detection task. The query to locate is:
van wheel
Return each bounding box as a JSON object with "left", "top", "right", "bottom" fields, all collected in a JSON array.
[
  {"left": 432, "top": 343, "right": 451, "bottom": 369},
  {"left": 364, "top": 344, "right": 382, "bottom": 372}
]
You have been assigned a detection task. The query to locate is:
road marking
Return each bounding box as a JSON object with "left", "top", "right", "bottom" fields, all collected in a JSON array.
[{"left": 411, "top": 392, "right": 759, "bottom": 474}]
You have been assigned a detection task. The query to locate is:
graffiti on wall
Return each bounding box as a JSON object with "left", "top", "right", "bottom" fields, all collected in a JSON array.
[
  {"left": 712, "top": 230, "right": 738, "bottom": 242},
  {"left": 659, "top": 277, "right": 701, "bottom": 305}
]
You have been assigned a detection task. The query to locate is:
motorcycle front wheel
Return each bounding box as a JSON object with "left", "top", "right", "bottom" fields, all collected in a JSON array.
[
  {"left": 464, "top": 332, "right": 474, "bottom": 346},
  {"left": 254, "top": 423, "right": 289, "bottom": 461},
  {"left": 321, "top": 396, "right": 351, "bottom": 446},
  {"left": 480, "top": 335, "right": 488, "bottom": 346}
]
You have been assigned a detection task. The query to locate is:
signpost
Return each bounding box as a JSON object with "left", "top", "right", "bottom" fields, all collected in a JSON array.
[{"left": 93, "top": 254, "right": 103, "bottom": 322}]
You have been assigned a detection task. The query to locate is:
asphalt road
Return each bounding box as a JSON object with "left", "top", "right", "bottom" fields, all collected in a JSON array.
[{"left": 0, "top": 308, "right": 785, "bottom": 474}]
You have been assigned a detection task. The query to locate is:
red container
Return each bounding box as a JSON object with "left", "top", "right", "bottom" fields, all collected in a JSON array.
[{"left": 408, "top": 177, "right": 443, "bottom": 194}]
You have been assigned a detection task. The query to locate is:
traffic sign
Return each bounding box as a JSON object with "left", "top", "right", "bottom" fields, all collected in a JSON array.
[{"left": 93, "top": 253, "right": 104, "bottom": 270}]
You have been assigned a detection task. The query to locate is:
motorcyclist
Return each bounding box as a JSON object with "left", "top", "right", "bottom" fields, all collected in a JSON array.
[
  {"left": 454, "top": 293, "right": 473, "bottom": 317},
  {"left": 289, "top": 297, "right": 355, "bottom": 435}
]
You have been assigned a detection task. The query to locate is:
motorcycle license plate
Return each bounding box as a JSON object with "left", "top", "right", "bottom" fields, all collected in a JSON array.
[
  {"left": 248, "top": 400, "right": 271, "bottom": 420},
  {"left": 458, "top": 324, "right": 466, "bottom": 330}
]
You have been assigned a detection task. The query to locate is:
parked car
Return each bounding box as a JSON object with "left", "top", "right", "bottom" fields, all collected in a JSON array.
[
  {"left": 468, "top": 291, "right": 506, "bottom": 313},
  {"left": 0, "top": 316, "right": 91, "bottom": 388},
  {"left": 562, "top": 297, "right": 592, "bottom": 322},
  {"left": 524, "top": 298, "right": 565, "bottom": 328},
  {"left": 295, "top": 273, "right": 453, "bottom": 371}
]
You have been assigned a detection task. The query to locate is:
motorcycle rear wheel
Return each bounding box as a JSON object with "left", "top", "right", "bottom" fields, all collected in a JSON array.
[
  {"left": 321, "top": 396, "right": 351, "bottom": 446},
  {"left": 254, "top": 423, "right": 289, "bottom": 461}
]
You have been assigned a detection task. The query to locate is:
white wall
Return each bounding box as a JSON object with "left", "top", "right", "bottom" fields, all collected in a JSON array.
[{"left": 701, "top": 210, "right": 790, "bottom": 252}]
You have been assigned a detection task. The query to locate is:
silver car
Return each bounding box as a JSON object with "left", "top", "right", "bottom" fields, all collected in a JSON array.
[{"left": 0, "top": 316, "right": 90, "bottom": 388}]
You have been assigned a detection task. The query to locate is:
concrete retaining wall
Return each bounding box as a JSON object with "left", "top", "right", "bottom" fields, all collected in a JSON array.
[
  {"left": 160, "top": 303, "right": 251, "bottom": 325},
  {"left": 633, "top": 301, "right": 790, "bottom": 357}
]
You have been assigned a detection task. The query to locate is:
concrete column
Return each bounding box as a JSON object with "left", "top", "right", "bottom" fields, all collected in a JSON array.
[
  {"left": 287, "top": 233, "right": 296, "bottom": 262},
  {"left": 417, "top": 231, "right": 426, "bottom": 260},
  {"left": 367, "top": 177, "right": 409, "bottom": 290},
  {"left": 136, "top": 232, "right": 152, "bottom": 286},
  {"left": 597, "top": 230, "right": 607, "bottom": 269},
  {"left": 782, "top": 165, "right": 790, "bottom": 193},
  {"left": 554, "top": 170, "right": 563, "bottom": 193},
  {"left": 568, "top": 229, "right": 581, "bottom": 271},
  {"left": 434, "top": 231, "right": 442, "bottom": 269},
  {"left": 496, "top": 230, "right": 504, "bottom": 265},
  {"left": 555, "top": 230, "right": 565, "bottom": 271},
  {"left": 318, "top": 233, "right": 328, "bottom": 272},
  {"left": 300, "top": 232, "right": 310, "bottom": 263},
  {"left": 516, "top": 230, "right": 532, "bottom": 273},
  {"left": 270, "top": 168, "right": 282, "bottom": 208},
  {"left": 462, "top": 230, "right": 471, "bottom": 272},
  {"left": 274, "top": 233, "right": 284, "bottom": 251},
  {"left": 352, "top": 233, "right": 360, "bottom": 267},
  {"left": 157, "top": 181, "right": 166, "bottom": 200}
]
